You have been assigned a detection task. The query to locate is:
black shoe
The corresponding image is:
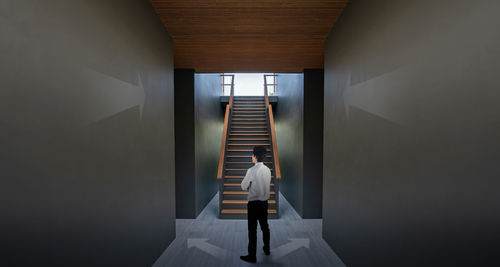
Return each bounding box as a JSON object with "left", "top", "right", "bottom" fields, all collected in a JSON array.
[
  {"left": 263, "top": 246, "right": 270, "bottom": 256},
  {"left": 240, "top": 255, "right": 256, "bottom": 263}
]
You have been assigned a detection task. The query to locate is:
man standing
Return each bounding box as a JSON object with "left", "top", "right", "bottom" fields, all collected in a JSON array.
[{"left": 240, "top": 146, "right": 272, "bottom": 263}]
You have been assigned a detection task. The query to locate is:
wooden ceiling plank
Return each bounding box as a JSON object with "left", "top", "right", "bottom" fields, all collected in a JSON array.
[{"left": 150, "top": 0, "right": 349, "bottom": 72}]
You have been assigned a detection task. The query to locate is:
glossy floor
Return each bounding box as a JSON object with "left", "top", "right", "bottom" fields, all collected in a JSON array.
[{"left": 153, "top": 193, "right": 345, "bottom": 267}]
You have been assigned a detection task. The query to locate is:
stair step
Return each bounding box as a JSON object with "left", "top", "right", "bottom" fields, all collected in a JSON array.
[
  {"left": 226, "top": 152, "right": 270, "bottom": 155},
  {"left": 231, "top": 125, "right": 267, "bottom": 127},
  {"left": 223, "top": 200, "right": 276, "bottom": 204},
  {"left": 231, "top": 121, "right": 266, "bottom": 123},
  {"left": 221, "top": 97, "right": 278, "bottom": 218},
  {"left": 224, "top": 191, "right": 275, "bottom": 195},
  {"left": 228, "top": 152, "right": 270, "bottom": 154},
  {"left": 229, "top": 134, "right": 269, "bottom": 136},
  {"left": 225, "top": 175, "right": 275, "bottom": 178},
  {"left": 231, "top": 131, "right": 268, "bottom": 133},
  {"left": 231, "top": 126, "right": 267, "bottom": 129},
  {"left": 226, "top": 162, "right": 272, "bottom": 165},
  {"left": 234, "top": 106, "right": 265, "bottom": 108},
  {"left": 227, "top": 150, "right": 270, "bottom": 152},
  {"left": 221, "top": 209, "right": 277, "bottom": 214},
  {"left": 232, "top": 118, "right": 266, "bottom": 120},
  {"left": 232, "top": 118, "right": 266, "bottom": 121},
  {"left": 232, "top": 115, "right": 266, "bottom": 117},
  {"left": 224, "top": 183, "right": 274, "bottom": 187},
  {"left": 233, "top": 106, "right": 265, "bottom": 108},
  {"left": 227, "top": 143, "right": 271, "bottom": 146},
  {"left": 231, "top": 122, "right": 267, "bottom": 124},
  {"left": 232, "top": 113, "right": 266, "bottom": 115},
  {"left": 226, "top": 168, "right": 273, "bottom": 171},
  {"left": 228, "top": 137, "right": 270, "bottom": 140},
  {"left": 227, "top": 155, "right": 271, "bottom": 158}
]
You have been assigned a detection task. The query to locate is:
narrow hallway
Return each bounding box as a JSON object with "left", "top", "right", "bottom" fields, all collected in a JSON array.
[
  {"left": 154, "top": 194, "right": 345, "bottom": 267},
  {"left": 3, "top": 1, "right": 499, "bottom": 266}
]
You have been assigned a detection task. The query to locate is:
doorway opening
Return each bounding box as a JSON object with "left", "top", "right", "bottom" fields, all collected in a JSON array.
[{"left": 222, "top": 73, "right": 276, "bottom": 96}]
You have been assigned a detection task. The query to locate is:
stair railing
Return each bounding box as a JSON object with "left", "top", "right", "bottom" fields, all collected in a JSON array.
[
  {"left": 217, "top": 74, "right": 234, "bottom": 179},
  {"left": 264, "top": 75, "right": 281, "bottom": 180}
]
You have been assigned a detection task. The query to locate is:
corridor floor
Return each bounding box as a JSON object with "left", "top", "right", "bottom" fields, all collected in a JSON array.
[{"left": 153, "top": 193, "right": 345, "bottom": 267}]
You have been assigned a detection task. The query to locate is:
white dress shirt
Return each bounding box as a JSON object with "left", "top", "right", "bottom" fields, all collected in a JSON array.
[{"left": 240, "top": 162, "right": 271, "bottom": 201}]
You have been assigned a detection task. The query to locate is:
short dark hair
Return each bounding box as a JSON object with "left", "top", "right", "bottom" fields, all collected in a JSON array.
[{"left": 253, "top": 146, "right": 267, "bottom": 162}]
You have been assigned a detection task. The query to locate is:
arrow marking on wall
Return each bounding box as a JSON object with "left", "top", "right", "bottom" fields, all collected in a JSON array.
[
  {"left": 271, "top": 238, "right": 310, "bottom": 260},
  {"left": 81, "top": 68, "right": 145, "bottom": 124},
  {"left": 187, "top": 238, "right": 228, "bottom": 260}
]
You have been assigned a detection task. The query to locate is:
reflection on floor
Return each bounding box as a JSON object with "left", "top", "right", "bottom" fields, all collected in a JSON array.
[{"left": 153, "top": 193, "right": 345, "bottom": 267}]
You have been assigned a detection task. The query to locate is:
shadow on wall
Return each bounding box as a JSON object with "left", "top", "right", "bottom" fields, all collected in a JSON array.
[
  {"left": 323, "top": 0, "right": 500, "bottom": 266},
  {"left": 174, "top": 71, "right": 223, "bottom": 219},
  {"left": 274, "top": 71, "right": 324, "bottom": 219},
  {"left": 194, "top": 74, "right": 224, "bottom": 216},
  {"left": 1, "top": 0, "right": 176, "bottom": 266},
  {"left": 275, "top": 74, "right": 304, "bottom": 217}
]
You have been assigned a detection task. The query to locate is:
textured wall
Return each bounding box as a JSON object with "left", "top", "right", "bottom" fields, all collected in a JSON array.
[
  {"left": 174, "top": 72, "right": 222, "bottom": 218},
  {"left": 174, "top": 69, "right": 196, "bottom": 218},
  {"left": 303, "top": 69, "right": 324, "bottom": 219},
  {"left": 194, "top": 74, "right": 223, "bottom": 215},
  {"left": 323, "top": 0, "right": 500, "bottom": 266},
  {"left": 0, "top": 1, "right": 175, "bottom": 266},
  {"left": 276, "top": 72, "right": 324, "bottom": 219},
  {"left": 275, "top": 74, "right": 305, "bottom": 216}
]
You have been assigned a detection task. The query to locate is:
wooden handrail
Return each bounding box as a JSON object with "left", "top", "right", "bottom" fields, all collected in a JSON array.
[
  {"left": 264, "top": 76, "right": 270, "bottom": 108},
  {"left": 268, "top": 106, "right": 281, "bottom": 179},
  {"left": 217, "top": 75, "right": 234, "bottom": 179},
  {"left": 264, "top": 75, "right": 281, "bottom": 179},
  {"left": 229, "top": 83, "right": 234, "bottom": 108},
  {"left": 217, "top": 104, "right": 230, "bottom": 179}
]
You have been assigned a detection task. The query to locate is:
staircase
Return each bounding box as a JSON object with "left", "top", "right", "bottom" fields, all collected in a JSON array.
[{"left": 217, "top": 76, "right": 281, "bottom": 219}]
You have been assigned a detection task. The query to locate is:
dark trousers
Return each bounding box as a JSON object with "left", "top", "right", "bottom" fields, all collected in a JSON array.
[{"left": 247, "top": 200, "right": 270, "bottom": 257}]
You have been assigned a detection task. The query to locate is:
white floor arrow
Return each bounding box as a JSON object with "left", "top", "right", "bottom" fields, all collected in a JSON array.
[
  {"left": 187, "top": 238, "right": 228, "bottom": 260},
  {"left": 187, "top": 238, "right": 310, "bottom": 261},
  {"left": 271, "top": 238, "right": 310, "bottom": 260}
]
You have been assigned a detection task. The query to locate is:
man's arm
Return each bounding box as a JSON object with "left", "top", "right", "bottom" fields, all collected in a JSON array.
[{"left": 240, "top": 169, "right": 253, "bottom": 191}]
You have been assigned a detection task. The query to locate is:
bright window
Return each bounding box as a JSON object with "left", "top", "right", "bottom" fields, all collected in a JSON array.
[{"left": 222, "top": 73, "right": 275, "bottom": 96}]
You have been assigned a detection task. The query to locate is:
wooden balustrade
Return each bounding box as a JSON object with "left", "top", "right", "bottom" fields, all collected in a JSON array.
[
  {"left": 264, "top": 75, "right": 281, "bottom": 179},
  {"left": 217, "top": 75, "right": 234, "bottom": 179},
  {"left": 218, "top": 74, "right": 280, "bottom": 180}
]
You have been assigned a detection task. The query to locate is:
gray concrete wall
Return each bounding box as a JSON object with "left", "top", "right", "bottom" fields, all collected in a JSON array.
[
  {"left": 194, "top": 74, "right": 223, "bottom": 215},
  {"left": 276, "top": 74, "right": 305, "bottom": 216},
  {"left": 0, "top": 1, "right": 175, "bottom": 266},
  {"left": 174, "top": 72, "right": 222, "bottom": 218},
  {"left": 174, "top": 69, "right": 196, "bottom": 218},
  {"left": 323, "top": 0, "right": 500, "bottom": 266},
  {"left": 303, "top": 69, "right": 324, "bottom": 219},
  {"left": 276, "top": 71, "right": 324, "bottom": 219}
]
